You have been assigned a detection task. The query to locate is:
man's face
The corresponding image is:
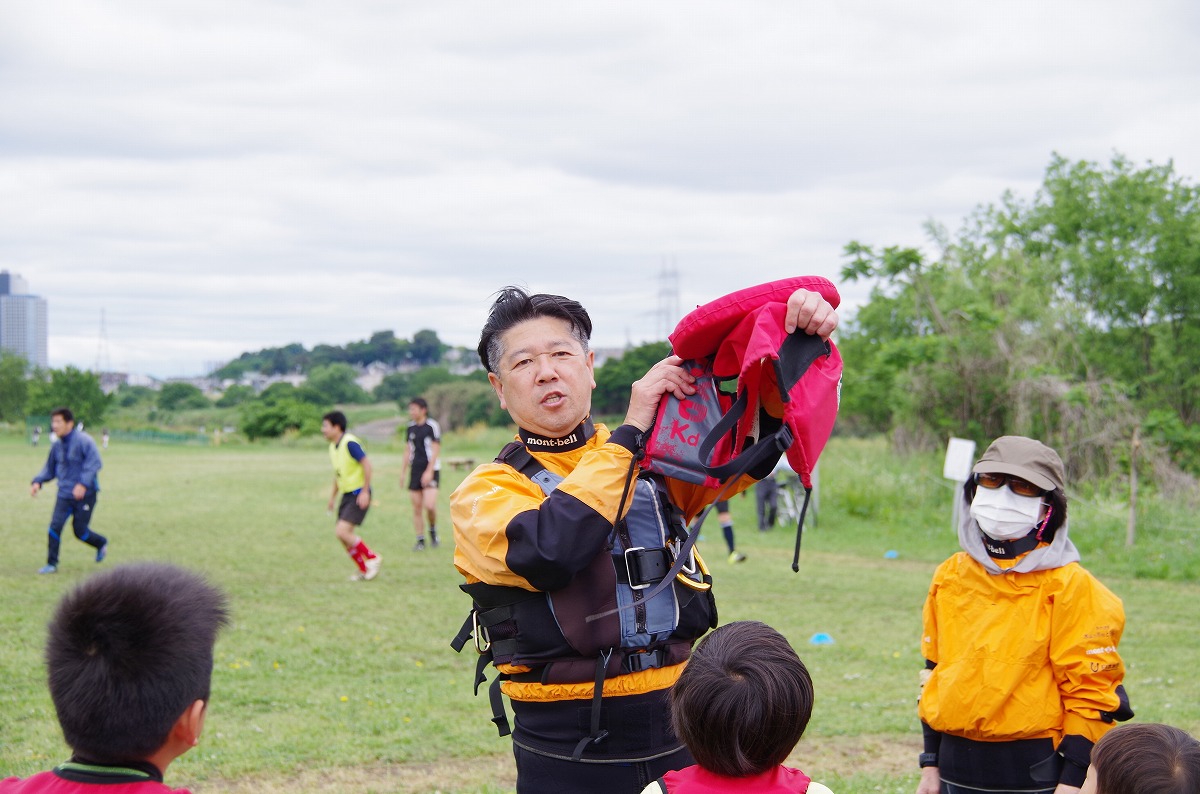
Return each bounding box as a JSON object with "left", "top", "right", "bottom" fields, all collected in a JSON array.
[
  {"left": 51, "top": 415, "right": 73, "bottom": 438},
  {"left": 488, "top": 316, "right": 595, "bottom": 438},
  {"left": 320, "top": 419, "right": 339, "bottom": 442},
  {"left": 408, "top": 402, "right": 425, "bottom": 422}
]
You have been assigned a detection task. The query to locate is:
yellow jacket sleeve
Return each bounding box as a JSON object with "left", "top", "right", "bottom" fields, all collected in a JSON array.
[
  {"left": 1051, "top": 566, "right": 1126, "bottom": 743},
  {"left": 452, "top": 426, "right": 644, "bottom": 592}
]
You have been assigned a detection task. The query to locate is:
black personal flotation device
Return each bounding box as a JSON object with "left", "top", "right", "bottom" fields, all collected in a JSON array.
[{"left": 451, "top": 441, "right": 717, "bottom": 760}]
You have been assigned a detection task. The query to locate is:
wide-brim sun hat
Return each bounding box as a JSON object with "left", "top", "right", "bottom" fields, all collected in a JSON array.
[{"left": 972, "top": 435, "right": 1065, "bottom": 492}]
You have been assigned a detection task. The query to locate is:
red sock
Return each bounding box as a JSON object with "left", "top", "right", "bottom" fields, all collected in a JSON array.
[
  {"left": 347, "top": 546, "right": 367, "bottom": 572},
  {"left": 354, "top": 540, "right": 376, "bottom": 561}
]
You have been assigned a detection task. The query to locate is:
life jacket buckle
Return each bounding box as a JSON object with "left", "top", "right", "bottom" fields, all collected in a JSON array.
[
  {"left": 471, "top": 610, "right": 491, "bottom": 654},
  {"left": 623, "top": 546, "right": 669, "bottom": 590}
]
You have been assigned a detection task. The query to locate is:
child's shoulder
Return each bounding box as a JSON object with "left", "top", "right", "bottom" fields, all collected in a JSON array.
[{"left": 0, "top": 769, "right": 191, "bottom": 793}]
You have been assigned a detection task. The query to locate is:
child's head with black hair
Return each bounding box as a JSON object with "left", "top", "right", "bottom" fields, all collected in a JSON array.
[
  {"left": 669, "top": 620, "right": 814, "bottom": 778},
  {"left": 46, "top": 562, "right": 230, "bottom": 768}
]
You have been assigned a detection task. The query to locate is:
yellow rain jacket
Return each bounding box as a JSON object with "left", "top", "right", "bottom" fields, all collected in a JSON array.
[{"left": 918, "top": 551, "right": 1126, "bottom": 746}]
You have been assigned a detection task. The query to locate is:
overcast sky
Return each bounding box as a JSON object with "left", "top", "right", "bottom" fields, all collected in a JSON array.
[{"left": 3, "top": 1, "right": 1198, "bottom": 378}]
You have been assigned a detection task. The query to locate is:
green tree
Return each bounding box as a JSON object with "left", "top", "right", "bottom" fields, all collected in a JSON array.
[
  {"left": 158, "top": 382, "right": 211, "bottom": 411},
  {"left": 27, "top": 366, "right": 111, "bottom": 427},
  {"left": 837, "top": 153, "right": 1200, "bottom": 478},
  {"left": 240, "top": 399, "right": 322, "bottom": 440},
  {"left": 0, "top": 351, "right": 28, "bottom": 422},
  {"left": 345, "top": 330, "right": 409, "bottom": 366},
  {"left": 373, "top": 372, "right": 410, "bottom": 403},
  {"left": 304, "top": 363, "right": 368, "bottom": 405},
  {"left": 1021, "top": 154, "right": 1200, "bottom": 422},
  {"left": 259, "top": 382, "right": 299, "bottom": 405},
  {"left": 114, "top": 384, "right": 156, "bottom": 408},
  {"left": 592, "top": 342, "right": 671, "bottom": 416},
  {"left": 215, "top": 384, "right": 255, "bottom": 408},
  {"left": 424, "top": 380, "right": 508, "bottom": 431},
  {"left": 380, "top": 366, "right": 460, "bottom": 408},
  {"left": 409, "top": 329, "right": 447, "bottom": 366}
]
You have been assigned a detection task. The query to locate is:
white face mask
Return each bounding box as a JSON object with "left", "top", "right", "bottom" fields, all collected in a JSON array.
[{"left": 969, "top": 485, "right": 1045, "bottom": 541}]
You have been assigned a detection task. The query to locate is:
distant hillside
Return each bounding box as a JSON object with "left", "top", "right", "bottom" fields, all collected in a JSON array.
[{"left": 211, "top": 329, "right": 465, "bottom": 378}]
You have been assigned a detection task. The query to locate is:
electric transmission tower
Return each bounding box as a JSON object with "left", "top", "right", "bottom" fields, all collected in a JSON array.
[
  {"left": 94, "top": 308, "right": 112, "bottom": 374},
  {"left": 656, "top": 258, "right": 681, "bottom": 341}
]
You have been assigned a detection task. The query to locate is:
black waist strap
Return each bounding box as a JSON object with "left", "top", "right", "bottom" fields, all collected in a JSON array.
[{"left": 572, "top": 651, "right": 611, "bottom": 761}]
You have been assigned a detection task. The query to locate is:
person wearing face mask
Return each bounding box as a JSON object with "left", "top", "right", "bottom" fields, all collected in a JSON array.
[{"left": 915, "top": 436, "right": 1133, "bottom": 794}]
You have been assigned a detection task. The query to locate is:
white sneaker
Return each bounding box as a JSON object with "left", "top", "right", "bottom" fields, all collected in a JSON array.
[
  {"left": 364, "top": 555, "right": 382, "bottom": 580},
  {"left": 349, "top": 572, "right": 366, "bottom": 582}
]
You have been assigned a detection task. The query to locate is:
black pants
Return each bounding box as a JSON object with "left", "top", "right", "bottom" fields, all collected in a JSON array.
[
  {"left": 509, "top": 692, "right": 691, "bottom": 794},
  {"left": 513, "top": 743, "right": 692, "bottom": 794},
  {"left": 939, "top": 734, "right": 1059, "bottom": 794}
]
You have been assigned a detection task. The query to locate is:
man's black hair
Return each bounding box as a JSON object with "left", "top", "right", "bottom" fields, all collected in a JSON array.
[
  {"left": 52, "top": 407, "right": 74, "bottom": 424},
  {"left": 476, "top": 286, "right": 592, "bottom": 373},
  {"left": 669, "top": 620, "right": 814, "bottom": 778},
  {"left": 409, "top": 397, "right": 428, "bottom": 411},
  {"left": 322, "top": 411, "right": 348, "bottom": 432},
  {"left": 46, "top": 562, "right": 230, "bottom": 763}
]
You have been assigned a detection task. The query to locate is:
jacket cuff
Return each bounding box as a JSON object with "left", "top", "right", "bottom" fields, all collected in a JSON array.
[
  {"left": 1057, "top": 734, "right": 1093, "bottom": 788},
  {"left": 608, "top": 424, "right": 644, "bottom": 454},
  {"left": 920, "top": 720, "right": 942, "bottom": 755}
]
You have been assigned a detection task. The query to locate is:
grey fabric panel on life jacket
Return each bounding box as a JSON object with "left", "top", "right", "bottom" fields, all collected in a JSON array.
[{"left": 511, "top": 447, "right": 688, "bottom": 656}]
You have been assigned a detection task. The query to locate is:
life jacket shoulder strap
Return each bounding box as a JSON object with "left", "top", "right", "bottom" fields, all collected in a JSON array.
[{"left": 496, "top": 441, "right": 564, "bottom": 496}]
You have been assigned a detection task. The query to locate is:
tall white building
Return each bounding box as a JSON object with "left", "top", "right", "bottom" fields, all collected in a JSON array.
[{"left": 0, "top": 270, "right": 48, "bottom": 369}]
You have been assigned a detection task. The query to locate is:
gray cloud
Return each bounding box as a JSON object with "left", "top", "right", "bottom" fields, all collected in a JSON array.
[{"left": 2, "top": 0, "right": 1199, "bottom": 376}]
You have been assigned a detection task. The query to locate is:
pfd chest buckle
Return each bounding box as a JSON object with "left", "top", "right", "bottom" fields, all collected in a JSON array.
[{"left": 623, "top": 546, "right": 671, "bottom": 590}]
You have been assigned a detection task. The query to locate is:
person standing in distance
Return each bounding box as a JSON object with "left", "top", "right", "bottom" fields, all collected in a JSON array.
[
  {"left": 321, "top": 411, "right": 382, "bottom": 581},
  {"left": 30, "top": 407, "right": 108, "bottom": 574},
  {"left": 399, "top": 397, "right": 441, "bottom": 550}
]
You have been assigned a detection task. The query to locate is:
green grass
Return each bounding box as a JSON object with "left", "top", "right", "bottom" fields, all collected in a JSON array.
[{"left": 2, "top": 430, "right": 1198, "bottom": 793}]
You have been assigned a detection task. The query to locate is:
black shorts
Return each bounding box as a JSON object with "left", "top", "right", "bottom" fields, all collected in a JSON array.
[
  {"left": 337, "top": 490, "right": 369, "bottom": 525},
  {"left": 407, "top": 469, "right": 440, "bottom": 492}
]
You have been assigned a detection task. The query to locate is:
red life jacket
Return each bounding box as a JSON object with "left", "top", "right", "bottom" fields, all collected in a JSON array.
[
  {"left": 643, "top": 276, "right": 842, "bottom": 490},
  {"left": 658, "top": 764, "right": 813, "bottom": 793}
]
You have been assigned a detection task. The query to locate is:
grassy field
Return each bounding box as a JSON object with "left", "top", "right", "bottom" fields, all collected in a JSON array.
[{"left": 1, "top": 425, "right": 1197, "bottom": 793}]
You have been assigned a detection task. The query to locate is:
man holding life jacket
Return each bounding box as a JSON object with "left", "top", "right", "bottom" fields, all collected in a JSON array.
[{"left": 450, "top": 284, "right": 837, "bottom": 794}]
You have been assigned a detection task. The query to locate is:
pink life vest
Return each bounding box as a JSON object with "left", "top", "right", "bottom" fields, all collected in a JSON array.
[{"left": 643, "top": 276, "right": 842, "bottom": 490}]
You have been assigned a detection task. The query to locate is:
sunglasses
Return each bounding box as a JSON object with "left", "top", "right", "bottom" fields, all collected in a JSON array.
[{"left": 974, "top": 471, "right": 1045, "bottom": 498}]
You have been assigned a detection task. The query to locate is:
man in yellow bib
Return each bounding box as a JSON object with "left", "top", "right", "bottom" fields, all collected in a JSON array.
[{"left": 322, "top": 411, "right": 382, "bottom": 581}]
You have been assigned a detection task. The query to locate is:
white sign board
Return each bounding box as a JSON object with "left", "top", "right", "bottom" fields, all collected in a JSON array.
[{"left": 943, "top": 437, "right": 977, "bottom": 482}]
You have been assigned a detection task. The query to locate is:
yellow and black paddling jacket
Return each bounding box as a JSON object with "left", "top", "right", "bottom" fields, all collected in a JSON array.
[
  {"left": 918, "top": 550, "right": 1130, "bottom": 787},
  {"left": 451, "top": 419, "right": 763, "bottom": 708},
  {"left": 328, "top": 432, "right": 367, "bottom": 494}
]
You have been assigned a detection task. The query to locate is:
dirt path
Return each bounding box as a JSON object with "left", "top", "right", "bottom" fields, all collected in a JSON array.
[{"left": 351, "top": 416, "right": 404, "bottom": 443}]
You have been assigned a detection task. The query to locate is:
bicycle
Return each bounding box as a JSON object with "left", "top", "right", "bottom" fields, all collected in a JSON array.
[{"left": 775, "top": 470, "right": 816, "bottom": 530}]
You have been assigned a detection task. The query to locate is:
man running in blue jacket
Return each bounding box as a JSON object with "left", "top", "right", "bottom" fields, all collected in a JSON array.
[{"left": 30, "top": 407, "right": 108, "bottom": 574}]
